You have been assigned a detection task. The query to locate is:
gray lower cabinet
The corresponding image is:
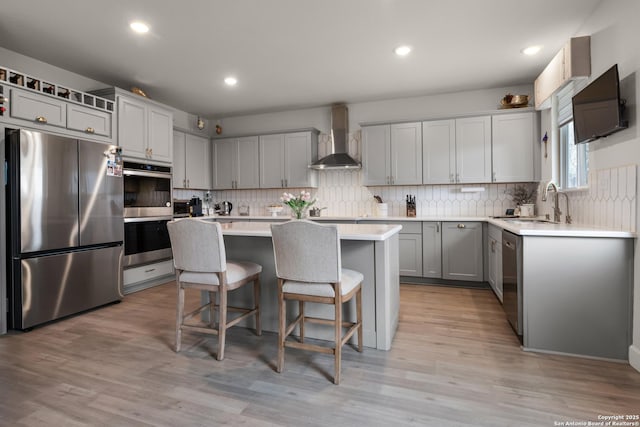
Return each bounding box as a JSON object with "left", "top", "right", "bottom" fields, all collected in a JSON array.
[
  {"left": 487, "top": 224, "right": 503, "bottom": 302},
  {"left": 360, "top": 220, "right": 422, "bottom": 276},
  {"left": 441, "top": 221, "right": 483, "bottom": 281},
  {"left": 399, "top": 233, "right": 422, "bottom": 277},
  {"left": 422, "top": 222, "right": 442, "bottom": 278}
]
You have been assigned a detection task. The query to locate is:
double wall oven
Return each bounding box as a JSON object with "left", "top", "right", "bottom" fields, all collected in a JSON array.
[{"left": 123, "top": 161, "right": 173, "bottom": 268}]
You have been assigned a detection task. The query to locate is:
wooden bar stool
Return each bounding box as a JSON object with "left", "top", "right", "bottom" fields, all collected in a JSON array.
[
  {"left": 167, "top": 218, "right": 262, "bottom": 361},
  {"left": 270, "top": 220, "right": 363, "bottom": 384}
]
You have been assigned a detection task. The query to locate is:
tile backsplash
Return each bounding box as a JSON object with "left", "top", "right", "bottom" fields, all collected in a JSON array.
[
  {"left": 203, "top": 174, "right": 531, "bottom": 218},
  {"left": 537, "top": 165, "right": 637, "bottom": 232}
]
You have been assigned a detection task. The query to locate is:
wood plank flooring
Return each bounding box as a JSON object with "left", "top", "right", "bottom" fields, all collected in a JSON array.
[{"left": 1, "top": 282, "right": 639, "bottom": 426}]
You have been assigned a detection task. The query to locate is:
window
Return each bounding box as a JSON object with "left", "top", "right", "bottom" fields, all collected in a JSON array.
[
  {"left": 556, "top": 81, "right": 589, "bottom": 189},
  {"left": 559, "top": 121, "right": 588, "bottom": 188}
]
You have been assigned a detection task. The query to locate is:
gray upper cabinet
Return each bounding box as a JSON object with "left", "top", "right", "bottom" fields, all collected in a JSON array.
[
  {"left": 423, "top": 116, "right": 491, "bottom": 184},
  {"left": 362, "top": 122, "right": 422, "bottom": 186},
  {"left": 492, "top": 112, "right": 536, "bottom": 182},
  {"left": 362, "top": 124, "right": 389, "bottom": 185},
  {"left": 10, "top": 88, "right": 67, "bottom": 128},
  {"left": 8, "top": 87, "right": 113, "bottom": 142},
  {"left": 423, "top": 119, "right": 456, "bottom": 184},
  {"left": 259, "top": 131, "right": 317, "bottom": 189},
  {"left": 67, "top": 103, "right": 111, "bottom": 137},
  {"left": 455, "top": 116, "right": 492, "bottom": 183},
  {"left": 117, "top": 94, "right": 173, "bottom": 164},
  {"left": 174, "top": 130, "right": 211, "bottom": 189},
  {"left": 441, "top": 221, "right": 483, "bottom": 282},
  {"left": 213, "top": 136, "right": 259, "bottom": 190},
  {"left": 422, "top": 221, "right": 442, "bottom": 278}
]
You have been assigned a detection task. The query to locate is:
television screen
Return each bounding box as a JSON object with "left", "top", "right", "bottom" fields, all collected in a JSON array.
[{"left": 572, "top": 64, "right": 627, "bottom": 144}]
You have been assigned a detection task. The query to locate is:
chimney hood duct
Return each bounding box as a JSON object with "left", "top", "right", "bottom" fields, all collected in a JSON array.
[{"left": 309, "top": 104, "right": 361, "bottom": 170}]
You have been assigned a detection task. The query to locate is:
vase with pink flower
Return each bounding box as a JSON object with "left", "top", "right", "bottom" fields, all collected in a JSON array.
[{"left": 280, "top": 191, "right": 316, "bottom": 219}]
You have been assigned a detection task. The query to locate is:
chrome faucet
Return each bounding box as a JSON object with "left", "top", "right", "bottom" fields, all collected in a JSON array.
[
  {"left": 541, "top": 180, "right": 561, "bottom": 223},
  {"left": 558, "top": 192, "right": 572, "bottom": 224}
]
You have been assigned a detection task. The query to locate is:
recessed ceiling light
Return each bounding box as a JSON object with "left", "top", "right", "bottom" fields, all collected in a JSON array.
[
  {"left": 394, "top": 45, "right": 412, "bottom": 56},
  {"left": 224, "top": 76, "right": 238, "bottom": 86},
  {"left": 522, "top": 45, "right": 542, "bottom": 56},
  {"left": 130, "top": 21, "right": 150, "bottom": 34}
]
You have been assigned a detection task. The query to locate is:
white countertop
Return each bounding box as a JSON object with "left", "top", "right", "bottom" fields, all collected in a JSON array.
[
  {"left": 204, "top": 219, "right": 402, "bottom": 241},
  {"left": 197, "top": 214, "right": 636, "bottom": 239},
  {"left": 487, "top": 218, "right": 636, "bottom": 238}
]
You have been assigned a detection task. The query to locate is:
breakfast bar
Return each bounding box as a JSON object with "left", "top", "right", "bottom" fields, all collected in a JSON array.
[{"left": 206, "top": 220, "right": 402, "bottom": 350}]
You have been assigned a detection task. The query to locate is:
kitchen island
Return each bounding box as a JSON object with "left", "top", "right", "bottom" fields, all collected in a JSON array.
[{"left": 206, "top": 220, "right": 402, "bottom": 350}]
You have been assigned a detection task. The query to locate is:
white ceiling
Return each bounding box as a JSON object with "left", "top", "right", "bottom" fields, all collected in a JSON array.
[{"left": 0, "top": 0, "right": 602, "bottom": 118}]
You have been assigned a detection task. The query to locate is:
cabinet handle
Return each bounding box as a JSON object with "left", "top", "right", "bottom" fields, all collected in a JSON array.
[
  {"left": 492, "top": 171, "right": 496, "bottom": 182},
  {"left": 449, "top": 173, "right": 454, "bottom": 183},
  {"left": 285, "top": 179, "right": 288, "bottom": 187},
  {"left": 436, "top": 223, "right": 440, "bottom": 233},
  {"left": 35, "top": 116, "right": 48, "bottom": 124},
  {"left": 457, "top": 223, "right": 466, "bottom": 229},
  {"left": 187, "top": 179, "right": 190, "bottom": 188},
  {"left": 491, "top": 240, "right": 495, "bottom": 252},
  {"left": 85, "top": 127, "right": 95, "bottom": 134},
  {"left": 280, "top": 179, "right": 283, "bottom": 187},
  {"left": 455, "top": 173, "right": 460, "bottom": 183},
  {"left": 144, "top": 268, "right": 156, "bottom": 273},
  {"left": 183, "top": 179, "right": 186, "bottom": 187}
]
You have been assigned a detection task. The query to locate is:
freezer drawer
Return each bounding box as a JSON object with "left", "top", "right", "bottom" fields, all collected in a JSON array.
[{"left": 17, "top": 245, "right": 123, "bottom": 329}]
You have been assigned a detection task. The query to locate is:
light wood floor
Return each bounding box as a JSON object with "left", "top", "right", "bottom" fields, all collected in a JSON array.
[{"left": 1, "top": 283, "right": 639, "bottom": 426}]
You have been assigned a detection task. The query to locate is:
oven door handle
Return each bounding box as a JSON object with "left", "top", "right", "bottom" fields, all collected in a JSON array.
[
  {"left": 124, "top": 216, "right": 174, "bottom": 223},
  {"left": 123, "top": 169, "right": 172, "bottom": 179}
]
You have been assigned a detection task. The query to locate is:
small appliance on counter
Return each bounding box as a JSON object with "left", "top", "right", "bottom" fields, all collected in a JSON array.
[
  {"left": 173, "top": 199, "right": 190, "bottom": 218},
  {"left": 309, "top": 207, "right": 327, "bottom": 217},
  {"left": 238, "top": 204, "right": 250, "bottom": 216},
  {"left": 188, "top": 197, "right": 203, "bottom": 217},
  {"left": 215, "top": 201, "right": 233, "bottom": 216}
]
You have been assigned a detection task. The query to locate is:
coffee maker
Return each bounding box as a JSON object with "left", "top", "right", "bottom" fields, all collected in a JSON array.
[{"left": 188, "top": 197, "right": 203, "bottom": 217}]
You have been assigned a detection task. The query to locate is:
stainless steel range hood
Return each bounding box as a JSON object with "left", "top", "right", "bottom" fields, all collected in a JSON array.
[{"left": 309, "top": 104, "right": 361, "bottom": 170}]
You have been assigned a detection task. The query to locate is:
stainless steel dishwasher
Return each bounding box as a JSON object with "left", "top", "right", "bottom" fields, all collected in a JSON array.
[{"left": 502, "top": 230, "right": 523, "bottom": 337}]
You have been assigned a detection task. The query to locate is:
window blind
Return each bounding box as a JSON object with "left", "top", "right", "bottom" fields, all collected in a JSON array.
[{"left": 556, "top": 79, "right": 589, "bottom": 126}]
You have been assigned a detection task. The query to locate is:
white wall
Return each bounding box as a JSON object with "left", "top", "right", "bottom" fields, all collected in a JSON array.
[
  {"left": 563, "top": 0, "right": 640, "bottom": 370},
  {"left": 216, "top": 85, "right": 534, "bottom": 137}
]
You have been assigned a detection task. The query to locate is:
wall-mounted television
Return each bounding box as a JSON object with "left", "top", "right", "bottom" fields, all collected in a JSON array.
[{"left": 572, "top": 64, "right": 628, "bottom": 144}]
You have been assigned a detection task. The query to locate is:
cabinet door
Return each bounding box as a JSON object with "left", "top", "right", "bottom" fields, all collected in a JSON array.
[
  {"left": 492, "top": 112, "right": 535, "bottom": 182},
  {"left": 399, "top": 234, "right": 423, "bottom": 277},
  {"left": 236, "top": 136, "right": 260, "bottom": 189},
  {"left": 212, "top": 138, "right": 235, "bottom": 189},
  {"left": 259, "top": 134, "right": 285, "bottom": 188},
  {"left": 118, "top": 96, "right": 147, "bottom": 158},
  {"left": 487, "top": 236, "right": 504, "bottom": 302},
  {"left": 284, "top": 132, "right": 312, "bottom": 188},
  {"left": 67, "top": 104, "right": 112, "bottom": 137},
  {"left": 423, "top": 120, "right": 455, "bottom": 184},
  {"left": 390, "top": 122, "right": 422, "bottom": 185},
  {"left": 362, "top": 125, "right": 390, "bottom": 185},
  {"left": 173, "top": 131, "right": 187, "bottom": 188},
  {"left": 148, "top": 107, "right": 173, "bottom": 163},
  {"left": 422, "top": 222, "right": 442, "bottom": 278},
  {"left": 442, "top": 222, "right": 483, "bottom": 281},
  {"left": 11, "top": 89, "right": 66, "bottom": 128},
  {"left": 185, "top": 134, "right": 211, "bottom": 189},
  {"left": 455, "top": 116, "right": 491, "bottom": 183}
]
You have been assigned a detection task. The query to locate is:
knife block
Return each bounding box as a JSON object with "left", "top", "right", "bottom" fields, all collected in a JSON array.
[{"left": 406, "top": 205, "right": 416, "bottom": 217}]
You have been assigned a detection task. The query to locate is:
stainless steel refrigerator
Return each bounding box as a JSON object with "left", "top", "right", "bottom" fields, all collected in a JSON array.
[{"left": 6, "top": 128, "right": 124, "bottom": 329}]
